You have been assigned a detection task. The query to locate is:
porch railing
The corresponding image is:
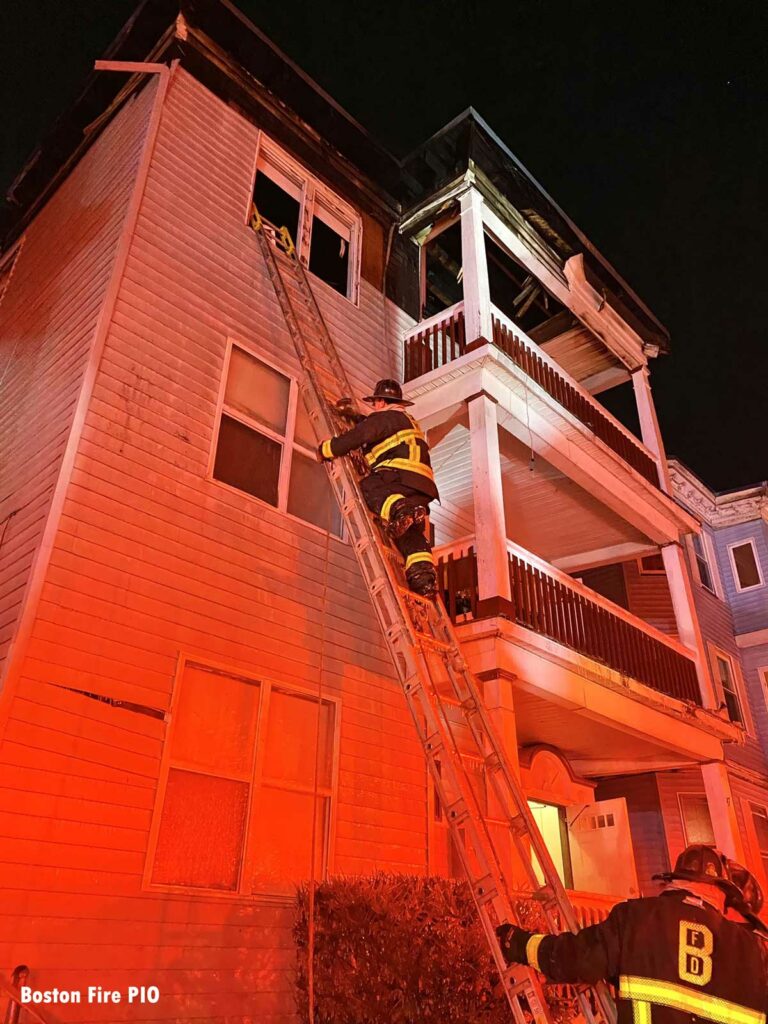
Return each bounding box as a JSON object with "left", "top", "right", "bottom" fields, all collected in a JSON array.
[
  {"left": 435, "top": 539, "right": 701, "bottom": 705},
  {"left": 402, "top": 301, "right": 659, "bottom": 487},
  {"left": 403, "top": 301, "right": 466, "bottom": 382},
  {"left": 491, "top": 313, "right": 659, "bottom": 486}
]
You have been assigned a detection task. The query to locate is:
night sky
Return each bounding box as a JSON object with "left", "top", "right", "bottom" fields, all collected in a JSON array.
[{"left": 3, "top": 1, "right": 766, "bottom": 491}]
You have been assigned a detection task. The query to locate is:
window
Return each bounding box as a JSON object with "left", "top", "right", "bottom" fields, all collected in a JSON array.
[
  {"left": 251, "top": 139, "right": 360, "bottom": 301},
  {"left": 728, "top": 539, "right": 764, "bottom": 592},
  {"left": 691, "top": 533, "right": 716, "bottom": 593},
  {"left": 709, "top": 648, "right": 745, "bottom": 726},
  {"left": 147, "top": 661, "right": 337, "bottom": 895},
  {"left": 679, "top": 794, "right": 715, "bottom": 846},
  {"left": 750, "top": 804, "right": 768, "bottom": 880},
  {"left": 638, "top": 553, "right": 665, "bottom": 575},
  {"left": 212, "top": 343, "right": 342, "bottom": 535}
]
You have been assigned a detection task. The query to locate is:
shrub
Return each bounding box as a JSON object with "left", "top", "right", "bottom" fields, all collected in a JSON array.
[{"left": 294, "top": 873, "right": 511, "bottom": 1024}]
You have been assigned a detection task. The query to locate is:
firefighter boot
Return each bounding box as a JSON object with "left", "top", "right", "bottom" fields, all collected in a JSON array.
[
  {"left": 406, "top": 562, "right": 438, "bottom": 600},
  {"left": 387, "top": 499, "right": 428, "bottom": 540}
]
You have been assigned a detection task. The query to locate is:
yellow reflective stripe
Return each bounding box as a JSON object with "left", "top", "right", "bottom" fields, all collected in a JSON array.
[
  {"left": 368, "top": 428, "right": 426, "bottom": 462},
  {"left": 632, "top": 1001, "right": 652, "bottom": 1024},
  {"left": 619, "top": 976, "right": 765, "bottom": 1024},
  {"left": 525, "top": 933, "right": 546, "bottom": 972},
  {"left": 321, "top": 439, "right": 334, "bottom": 459},
  {"left": 374, "top": 458, "right": 435, "bottom": 481},
  {"left": 380, "top": 493, "right": 405, "bottom": 521},
  {"left": 405, "top": 551, "right": 435, "bottom": 570}
]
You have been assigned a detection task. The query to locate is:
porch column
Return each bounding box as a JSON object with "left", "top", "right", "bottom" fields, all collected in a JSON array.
[
  {"left": 701, "top": 762, "right": 746, "bottom": 862},
  {"left": 468, "top": 393, "right": 511, "bottom": 601},
  {"left": 484, "top": 675, "right": 528, "bottom": 887},
  {"left": 631, "top": 365, "right": 672, "bottom": 492},
  {"left": 459, "top": 187, "right": 493, "bottom": 343},
  {"left": 633, "top": 367, "right": 716, "bottom": 706}
]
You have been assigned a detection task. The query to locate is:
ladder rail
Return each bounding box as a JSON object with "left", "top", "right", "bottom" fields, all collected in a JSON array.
[{"left": 253, "top": 221, "right": 617, "bottom": 1024}]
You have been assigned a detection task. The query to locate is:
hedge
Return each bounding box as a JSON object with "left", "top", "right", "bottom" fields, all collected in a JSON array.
[{"left": 294, "top": 874, "right": 580, "bottom": 1024}]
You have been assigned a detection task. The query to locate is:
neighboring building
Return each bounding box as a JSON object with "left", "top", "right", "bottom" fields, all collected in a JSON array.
[
  {"left": 670, "top": 463, "right": 768, "bottom": 887},
  {"left": 0, "top": 2, "right": 753, "bottom": 1020}
]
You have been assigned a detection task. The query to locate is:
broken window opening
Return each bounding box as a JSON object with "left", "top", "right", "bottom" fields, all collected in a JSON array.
[
  {"left": 484, "top": 231, "right": 566, "bottom": 335},
  {"left": 422, "top": 220, "right": 463, "bottom": 319},
  {"left": 252, "top": 170, "right": 301, "bottom": 247},
  {"left": 309, "top": 206, "right": 350, "bottom": 296}
]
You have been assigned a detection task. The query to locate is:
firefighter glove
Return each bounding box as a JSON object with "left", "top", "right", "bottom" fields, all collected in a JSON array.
[
  {"left": 496, "top": 923, "right": 534, "bottom": 965},
  {"left": 318, "top": 439, "right": 335, "bottom": 462}
]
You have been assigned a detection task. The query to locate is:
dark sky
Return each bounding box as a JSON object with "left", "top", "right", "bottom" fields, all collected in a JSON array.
[{"left": 3, "top": 0, "right": 767, "bottom": 491}]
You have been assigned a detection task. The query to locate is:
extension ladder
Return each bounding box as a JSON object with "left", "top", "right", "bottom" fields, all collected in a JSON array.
[{"left": 252, "top": 211, "right": 617, "bottom": 1024}]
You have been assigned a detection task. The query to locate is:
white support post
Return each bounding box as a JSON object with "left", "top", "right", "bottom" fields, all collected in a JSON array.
[
  {"left": 631, "top": 365, "right": 672, "bottom": 492},
  {"left": 661, "top": 543, "right": 718, "bottom": 707},
  {"left": 468, "top": 394, "right": 511, "bottom": 601},
  {"left": 459, "top": 187, "right": 493, "bottom": 344},
  {"left": 701, "top": 762, "right": 747, "bottom": 862},
  {"left": 632, "top": 366, "right": 716, "bottom": 705}
]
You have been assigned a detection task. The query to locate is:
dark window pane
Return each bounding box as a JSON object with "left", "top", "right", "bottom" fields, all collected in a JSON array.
[
  {"left": 214, "top": 414, "right": 281, "bottom": 506},
  {"left": 752, "top": 805, "right": 768, "bottom": 851},
  {"left": 225, "top": 347, "right": 289, "bottom": 434},
  {"left": 732, "top": 542, "right": 761, "bottom": 589},
  {"left": 309, "top": 215, "right": 350, "bottom": 295},
  {"left": 153, "top": 769, "right": 249, "bottom": 889},
  {"left": 287, "top": 449, "right": 342, "bottom": 534},
  {"left": 640, "top": 554, "right": 664, "bottom": 573},
  {"left": 253, "top": 171, "right": 300, "bottom": 246}
]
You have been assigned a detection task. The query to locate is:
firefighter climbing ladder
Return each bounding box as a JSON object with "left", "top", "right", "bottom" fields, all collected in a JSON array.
[{"left": 252, "top": 210, "right": 618, "bottom": 1024}]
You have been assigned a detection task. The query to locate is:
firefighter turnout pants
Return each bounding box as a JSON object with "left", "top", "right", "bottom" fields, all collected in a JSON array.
[{"left": 360, "top": 471, "right": 435, "bottom": 576}]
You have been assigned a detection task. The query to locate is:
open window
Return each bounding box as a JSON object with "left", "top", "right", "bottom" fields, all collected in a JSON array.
[
  {"left": 212, "top": 342, "right": 342, "bottom": 535},
  {"left": 708, "top": 646, "right": 747, "bottom": 727},
  {"left": 728, "top": 539, "right": 764, "bottom": 593},
  {"left": 147, "top": 660, "right": 338, "bottom": 895},
  {"left": 251, "top": 138, "right": 360, "bottom": 302}
]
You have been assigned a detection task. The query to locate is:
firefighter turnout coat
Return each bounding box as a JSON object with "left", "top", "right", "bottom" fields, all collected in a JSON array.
[
  {"left": 522, "top": 890, "right": 767, "bottom": 1024},
  {"left": 321, "top": 408, "right": 438, "bottom": 500}
]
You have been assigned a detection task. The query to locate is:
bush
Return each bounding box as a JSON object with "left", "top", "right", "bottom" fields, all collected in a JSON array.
[{"left": 294, "top": 874, "right": 510, "bottom": 1024}]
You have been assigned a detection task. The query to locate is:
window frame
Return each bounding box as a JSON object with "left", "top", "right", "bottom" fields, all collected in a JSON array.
[
  {"left": 208, "top": 338, "right": 343, "bottom": 538},
  {"left": 636, "top": 553, "right": 666, "bottom": 576},
  {"left": 249, "top": 134, "right": 362, "bottom": 305},
  {"left": 749, "top": 802, "right": 768, "bottom": 882},
  {"left": 706, "top": 643, "right": 753, "bottom": 733},
  {"left": 727, "top": 538, "right": 765, "bottom": 593},
  {"left": 761, "top": 667, "right": 768, "bottom": 713},
  {"left": 687, "top": 531, "right": 720, "bottom": 596},
  {"left": 144, "top": 655, "right": 341, "bottom": 901}
]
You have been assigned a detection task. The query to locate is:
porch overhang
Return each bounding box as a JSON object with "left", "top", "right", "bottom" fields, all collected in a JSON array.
[{"left": 457, "top": 617, "right": 740, "bottom": 777}]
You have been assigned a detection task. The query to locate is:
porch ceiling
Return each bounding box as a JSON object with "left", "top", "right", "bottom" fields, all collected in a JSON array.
[
  {"left": 511, "top": 686, "right": 708, "bottom": 777},
  {"left": 429, "top": 417, "right": 653, "bottom": 566}
]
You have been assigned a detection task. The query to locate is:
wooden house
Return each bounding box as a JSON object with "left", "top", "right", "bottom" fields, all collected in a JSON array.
[{"left": 0, "top": 1, "right": 760, "bottom": 1020}]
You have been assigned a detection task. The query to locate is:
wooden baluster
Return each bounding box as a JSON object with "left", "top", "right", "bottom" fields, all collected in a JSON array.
[{"left": 441, "top": 317, "right": 448, "bottom": 367}]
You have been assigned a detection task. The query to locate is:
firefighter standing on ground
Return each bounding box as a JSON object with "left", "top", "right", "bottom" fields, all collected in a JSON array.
[
  {"left": 318, "top": 379, "right": 439, "bottom": 598},
  {"left": 496, "top": 844, "right": 768, "bottom": 1024}
]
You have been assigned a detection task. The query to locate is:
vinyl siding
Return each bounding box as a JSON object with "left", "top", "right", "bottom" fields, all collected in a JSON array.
[
  {"left": 0, "top": 69, "right": 423, "bottom": 1023},
  {"left": 0, "top": 83, "right": 158, "bottom": 677},
  {"left": 712, "top": 520, "right": 768, "bottom": 635}
]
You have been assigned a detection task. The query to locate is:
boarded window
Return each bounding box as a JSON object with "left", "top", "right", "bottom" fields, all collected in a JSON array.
[
  {"left": 213, "top": 345, "right": 341, "bottom": 536},
  {"left": 679, "top": 794, "right": 715, "bottom": 846},
  {"left": 730, "top": 541, "right": 762, "bottom": 591},
  {"left": 149, "top": 664, "right": 336, "bottom": 895},
  {"left": 714, "top": 654, "right": 744, "bottom": 725},
  {"left": 638, "top": 553, "right": 665, "bottom": 574}
]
